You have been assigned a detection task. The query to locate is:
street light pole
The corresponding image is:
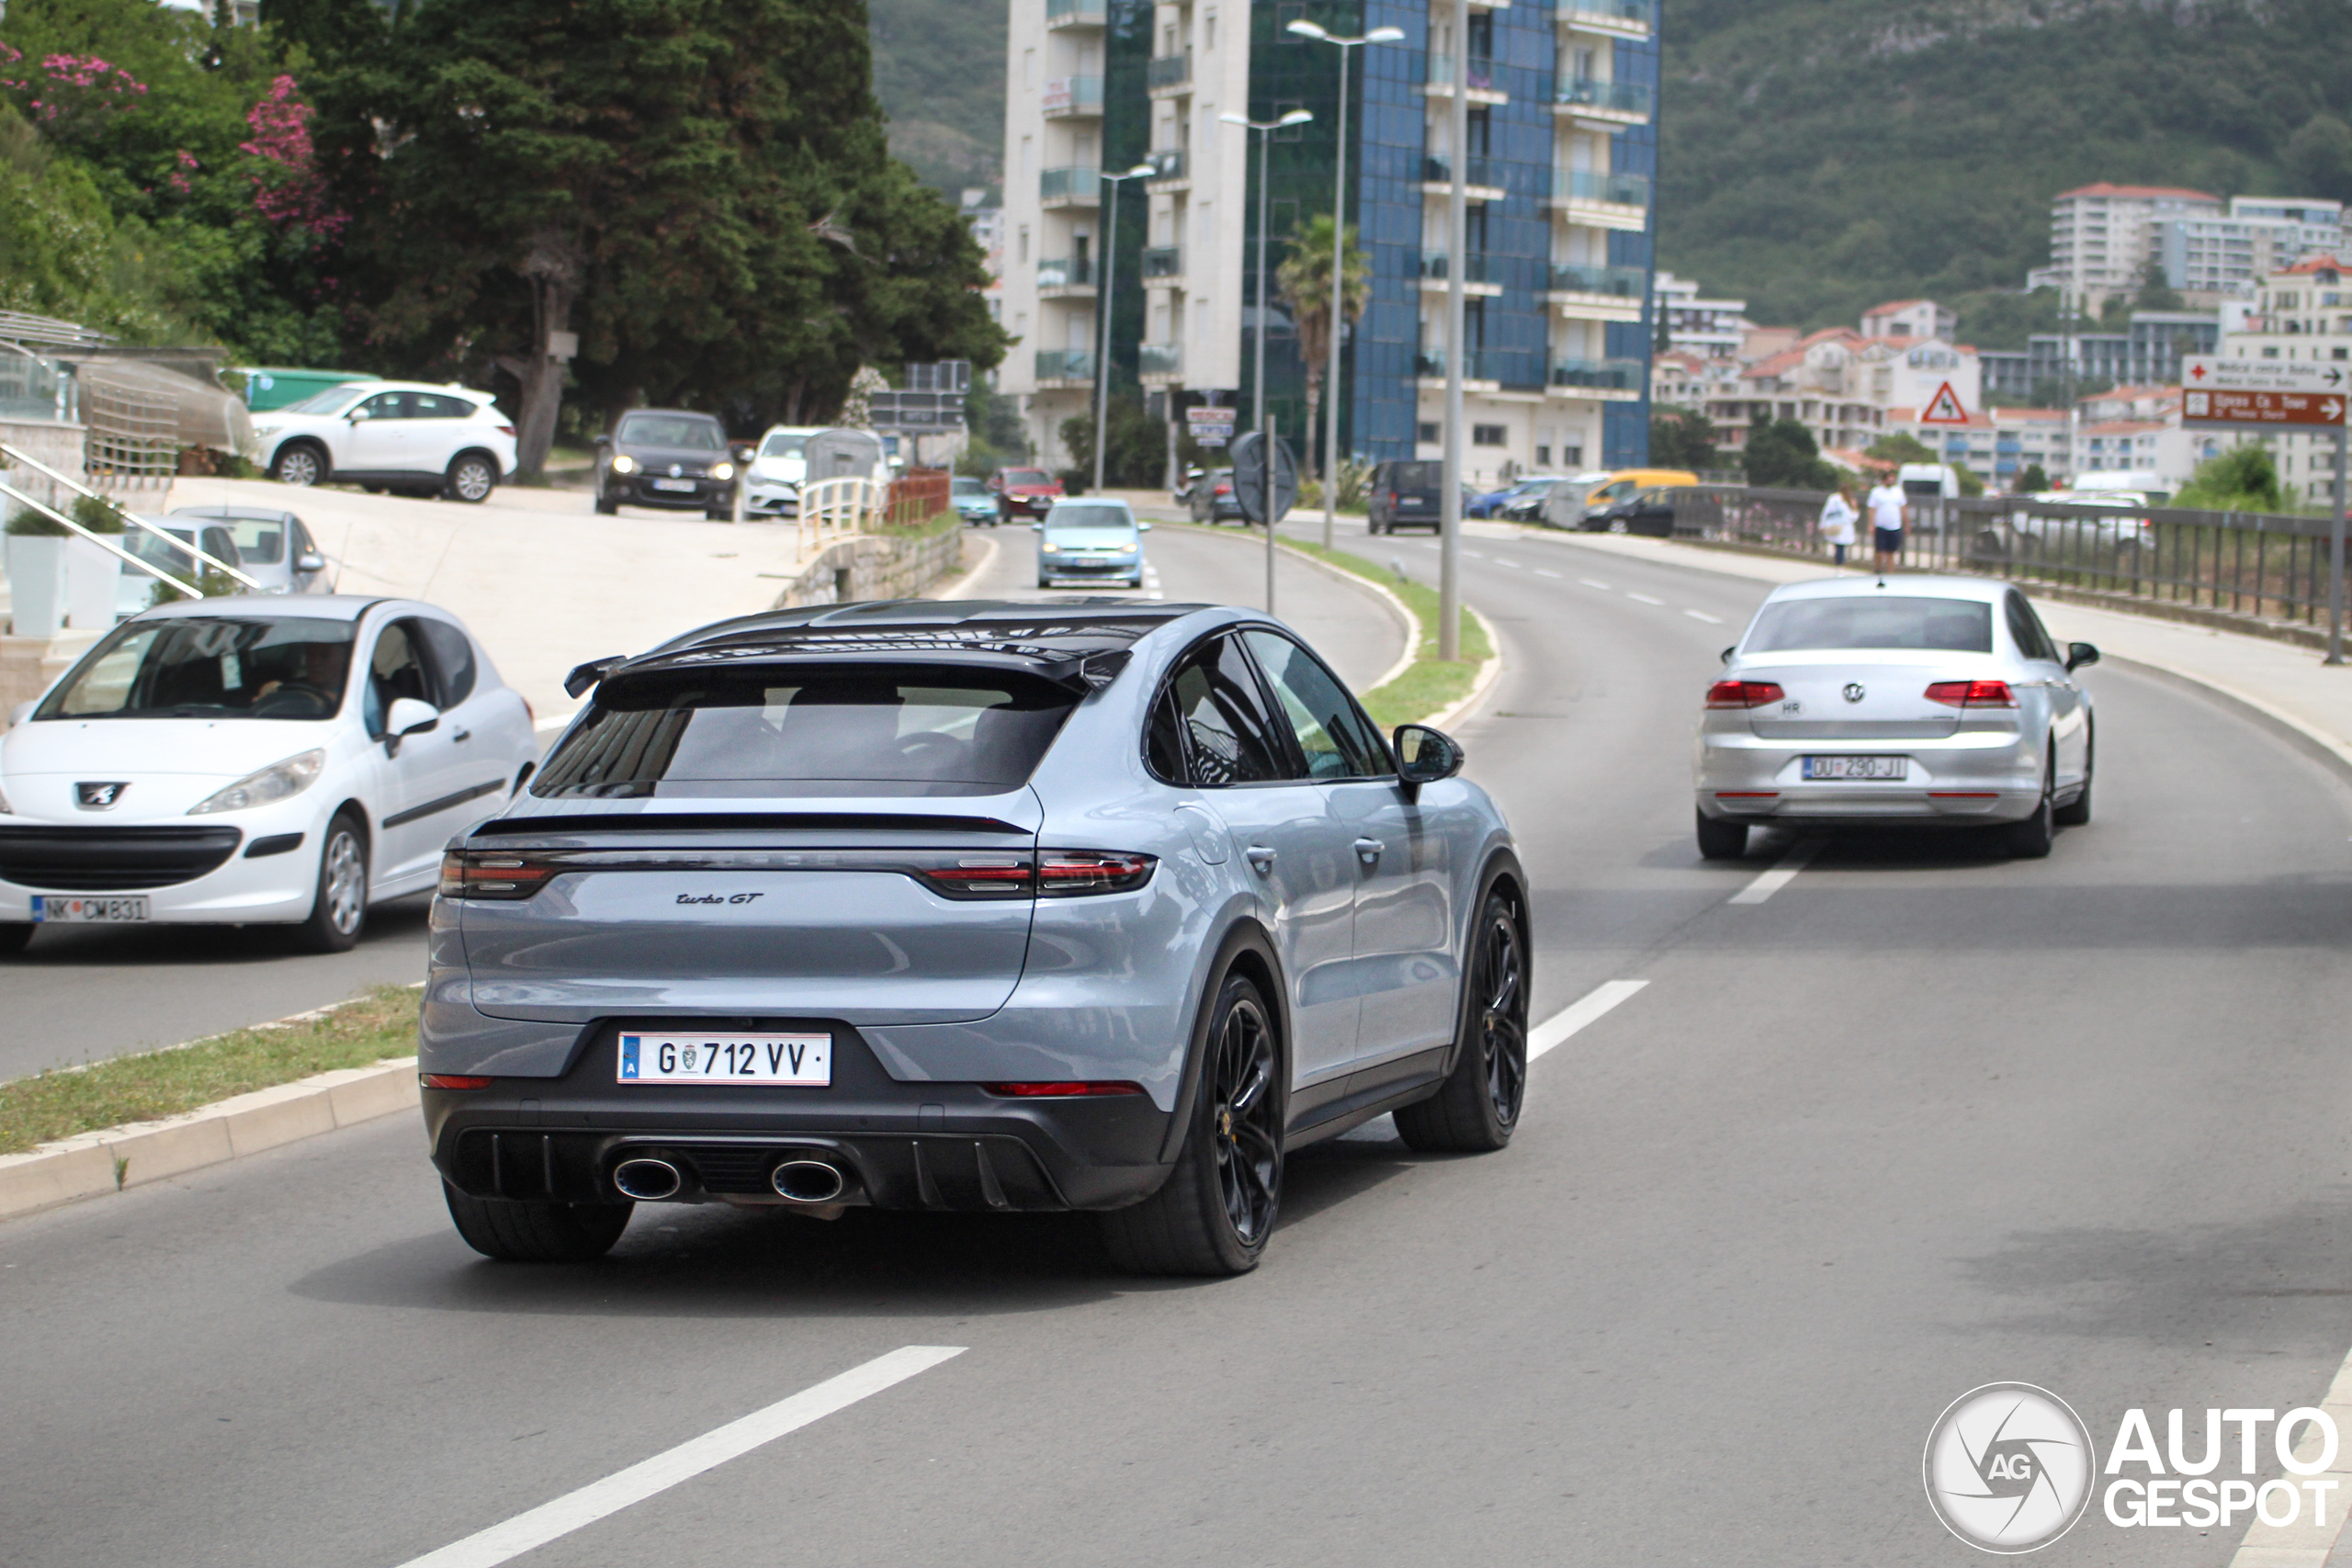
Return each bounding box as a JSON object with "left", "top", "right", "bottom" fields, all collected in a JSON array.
[
  {"left": 1287, "top": 20, "right": 1405, "bottom": 550},
  {"left": 1221, "top": 108, "right": 1313, "bottom": 615},
  {"left": 1439, "top": 0, "right": 1468, "bottom": 661},
  {"left": 1091, "top": 163, "right": 1156, "bottom": 496}
]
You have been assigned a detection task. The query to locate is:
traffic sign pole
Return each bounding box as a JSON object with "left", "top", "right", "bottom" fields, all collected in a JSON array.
[{"left": 2333, "top": 422, "right": 2347, "bottom": 666}]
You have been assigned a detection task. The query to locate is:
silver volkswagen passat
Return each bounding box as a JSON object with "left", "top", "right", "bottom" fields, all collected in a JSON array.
[
  {"left": 1693, "top": 576, "right": 2098, "bottom": 861},
  {"left": 420, "top": 600, "right": 1525, "bottom": 1276}
]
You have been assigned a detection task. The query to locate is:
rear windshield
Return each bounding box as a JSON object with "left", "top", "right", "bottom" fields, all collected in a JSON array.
[
  {"left": 1383, "top": 462, "right": 1441, "bottom": 491},
  {"left": 617, "top": 414, "right": 723, "bottom": 450},
  {"left": 533, "top": 671, "right": 1079, "bottom": 799},
  {"left": 1744, "top": 596, "right": 1994, "bottom": 655},
  {"left": 170, "top": 513, "right": 288, "bottom": 564},
  {"left": 1001, "top": 469, "right": 1051, "bottom": 487},
  {"left": 40, "top": 616, "right": 355, "bottom": 720}
]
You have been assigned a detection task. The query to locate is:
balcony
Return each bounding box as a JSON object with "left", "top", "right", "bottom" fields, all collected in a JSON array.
[
  {"left": 1145, "top": 147, "right": 1187, "bottom": 185},
  {"left": 1419, "top": 154, "right": 1506, "bottom": 199},
  {"left": 1040, "top": 165, "right": 1101, "bottom": 207},
  {"left": 1139, "top": 344, "right": 1182, "bottom": 378},
  {"left": 1414, "top": 349, "right": 1507, "bottom": 386},
  {"left": 1560, "top": 0, "right": 1654, "bottom": 37},
  {"left": 1035, "top": 348, "right": 1095, "bottom": 387},
  {"left": 1042, "top": 75, "right": 1102, "bottom": 118},
  {"left": 1147, "top": 52, "right": 1190, "bottom": 93},
  {"left": 1418, "top": 254, "right": 1504, "bottom": 296},
  {"left": 1424, "top": 55, "right": 1506, "bottom": 104},
  {"left": 1548, "top": 357, "right": 1647, "bottom": 400},
  {"left": 1045, "top": 0, "right": 1107, "bottom": 26},
  {"left": 1037, "top": 256, "right": 1096, "bottom": 295},
  {"left": 1555, "top": 77, "right": 1652, "bottom": 125},
  {"left": 1548, "top": 169, "right": 1650, "bottom": 231},
  {"left": 1140, "top": 246, "right": 1183, "bottom": 280},
  {"left": 1544, "top": 262, "right": 1647, "bottom": 321}
]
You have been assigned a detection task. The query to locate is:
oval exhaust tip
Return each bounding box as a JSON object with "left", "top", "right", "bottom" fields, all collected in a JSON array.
[
  {"left": 611, "top": 1157, "right": 684, "bottom": 1201},
  {"left": 770, "top": 1159, "right": 845, "bottom": 1203}
]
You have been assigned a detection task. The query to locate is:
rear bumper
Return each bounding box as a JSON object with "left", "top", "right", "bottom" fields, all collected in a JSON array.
[
  {"left": 1695, "top": 728, "right": 2041, "bottom": 825},
  {"left": 422, "top": 1019, "right": 1175, "bottom": 1212}
]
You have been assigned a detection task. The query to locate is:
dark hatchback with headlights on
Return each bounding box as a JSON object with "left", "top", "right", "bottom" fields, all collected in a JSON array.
[{"left": 594, "top": 409, "right": 744, "bottom": 518}]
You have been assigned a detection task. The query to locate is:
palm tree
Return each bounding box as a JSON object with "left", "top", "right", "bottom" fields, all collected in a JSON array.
[{"left": 1274, "top": 213, "right": 1372, "bottom": 479}]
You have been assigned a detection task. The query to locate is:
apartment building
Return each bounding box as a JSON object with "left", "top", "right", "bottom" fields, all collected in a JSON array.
[
  {"left": 2218, "top": 254, "right": 2352, "bottom": 506},
  {"left": 1977, "top": 311, "right": 2222, "bottom": 401},
  {"left": 2154, "top": 197, "right": 2347, "bottom": 303},
  {"left": 1652, "top": 270, "right": 1750, "bottom": 360},
  {"left": 2029, "top": 184, "right": 2222, "bottom": 313},
  {"left": 995, "top": 0, "right": 1660, "bottom": 483}
]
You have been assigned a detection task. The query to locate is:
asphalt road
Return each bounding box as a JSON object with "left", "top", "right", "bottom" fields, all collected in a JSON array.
[
  {"left": 6, "top": 522, "right": 2351, "bottom": 1566},
  {"left": 0, "top": 521, "right": 1401, "bottom": 1081}
]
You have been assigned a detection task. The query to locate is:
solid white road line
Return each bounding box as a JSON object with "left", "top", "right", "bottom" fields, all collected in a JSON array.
[
  {"left": 1684, "top": 609, "right": 1724, "bottom": 624},
  {"left": 1626, "top": 592, "right": 1665, "bottom": 606},
  {"left": 394, "top": 1347, "right": 966, "bottom": 1568},
  {"left": 1526, "top": 979, "right": 1651, "bottom": 1062},
  {"left": 1727, "top": 839, "right": 1823, "bottom": 906},
  {"left": 1534, "top": 569, "right": 1563, "bottom": 579},
  {"left": 1579, "top": 578, "right": 1611, "bottom": 590}
]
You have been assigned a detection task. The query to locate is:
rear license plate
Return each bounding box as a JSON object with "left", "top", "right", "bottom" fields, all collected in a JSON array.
[
  {"left": 617, "top": 1032, "right": 831, "bottom": 1086},
  {"left": 30, "top": 895, "right": 151, "bottom": 923},
  {"left": 650, "top": 478, "right": 697, "bottom": 492},
  {"left": 1398, "top": 495, "right": 1423, "bottom": 504},
  {"left": 1802, "top": 755, "right": 1907, "bottom": 781}
]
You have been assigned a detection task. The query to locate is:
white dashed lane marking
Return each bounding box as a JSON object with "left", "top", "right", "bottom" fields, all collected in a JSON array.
[
  {"left": 1338, "top": 979, "right": 1649, "bottom": 1143},
  {"left": 1534, "top": 569, "right": 1563, "bottom": 579},
  {"left": 1579, "top": 578, "right": 1611, "bottom": 590},
  {"left": 1685, "top": 609, "right": 1723, "bottom": 624},
  {"left": 1627, "top": 592, "right": 1665, "bottom": 606},
  {"left": 1727, "top": 838, "right": 1824, "bottom": 906}
]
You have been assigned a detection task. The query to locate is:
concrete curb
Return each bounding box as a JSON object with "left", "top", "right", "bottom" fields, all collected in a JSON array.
[
  {"left": 1425, "top": 607, "right": 1504, "bottom": 733},
  {"left": 0, "top": 1023, "right": 423, "bottom": 1225}
]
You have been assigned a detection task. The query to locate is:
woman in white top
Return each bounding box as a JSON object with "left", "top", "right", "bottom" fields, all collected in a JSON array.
[{"left": 1817, "top": 483, "right": 1859, "bottom": 568}]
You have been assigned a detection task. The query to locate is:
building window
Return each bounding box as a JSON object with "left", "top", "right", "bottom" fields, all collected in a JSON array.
[
  {"left": 1017, "top": 226, "right": 1029, "bottom": 265},
  {"left": 1564, "top": 443, "right": 1584, "bottom": 467},
  {"left": 1418, "top": 422, "right": 1440, "bottom": 445},
  {"left": 1473, "top": 424, "right": 1507, "bottom": 447},
  {"left": 1535, "top": 445, "right": 1550, "bottom": 467},
  {"left": 1023, "top": 49, "right": 1035, "bottom": 90}
]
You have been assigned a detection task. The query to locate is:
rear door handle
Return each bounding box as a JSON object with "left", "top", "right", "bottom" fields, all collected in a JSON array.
[
  {"left": 1352, "top": 837, "right": 1385, "bottom": 861},
  {"left": 1244, "top": 845, "right": 1276, "bottom": 874},
  {"left": 453, "top": 726, "right": 471, "bottom": 742}
]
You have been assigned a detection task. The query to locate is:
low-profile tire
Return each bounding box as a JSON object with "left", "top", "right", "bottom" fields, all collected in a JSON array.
[
  {"left": 443, "top": 1180, "right": 633, "bottom": 1262},
  {"left": 1098, "top": 972, "right": 1283, "bottom": 1277},
  {"left": 2005, "top": 748, "right": 2056, "bottom": 858},
  {"left": 1395, "top": 886, "right": 1529, "bottom": 1154},
  {"left": 446, "top": 452, "right": 497, "bottom": 503},
  {"left": 271, "top": 442, "right": 326, "bottom": 487},
  {"left": 1696, "top": 809, "right": 1748, "bottom": 860},
  {"left": 2054, "top": 729, "right": 2093, "bottom": 826},
  {"left": 594, "top": 491, "right": 618, "bottom": 516},
  {"left": 0, "top": 922, "right": 33, "bottom": 955},
  {"left": 293, "top": 810, "right": 368, "bottom": 953}
]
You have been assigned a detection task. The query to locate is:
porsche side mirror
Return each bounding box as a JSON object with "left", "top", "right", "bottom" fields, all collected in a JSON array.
[{"left": 1392, "top": 723, "right": 1464, "bottom": 801}]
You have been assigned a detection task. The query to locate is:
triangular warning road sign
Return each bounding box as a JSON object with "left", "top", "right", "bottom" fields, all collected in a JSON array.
[{"left": 1918, "top": 381, "right": 1970, "bottom": 425}]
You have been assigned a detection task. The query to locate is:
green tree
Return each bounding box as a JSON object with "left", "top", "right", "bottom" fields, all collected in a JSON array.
[
  {"left": 2176, "top": 443, "right": 2288, "bottom": 512},
  {"left": 1057, "top": 392, "right": 1165, "bottom": 491},
  {"left": 2133, "top": 260, "right": 2184, "bottom": 312},
  {"left": 1272, "top": 212, "right": 1371, "bottom": 480},
  {"left": 308, "top": 0, "right": 1004, "bottom": 473},
  {"left": 1863, "top": 431, "right": 1936, "bottom": 466},
  {"left": 1650, "top": 409, "right": 1720, "bottom": 470},
  {"left": 1744, "top": 416, "right": 1838, "bottom": 490},
  {"left": 2286, "top": 113, "right": 2352, "bottom": 204},
  {"left": 2014, "top": 462, "right": 2051, "bottom": 494}
]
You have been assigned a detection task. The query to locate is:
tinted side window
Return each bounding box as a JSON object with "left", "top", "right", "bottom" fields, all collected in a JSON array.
[
  {"left": 365, "top": 618, "right": 432, "bottom": 736},
  {"left": 356, "top": 391, "right": 407, "bottom": 421},
  {"left": 409, "top": 392, "right": 471, "bottom": 419},
  {"left": 415, "top": 618, "right": 479, "bottom": 707},
  {"left": 1159, "top": 635, "right": 1285, "bottom": 786},
  {"left": 1240, "top": 630, "right": 1389, "bottom": 779},
  {"left": 2005, "top": 593, "right": 2056, "bottom": 662}
]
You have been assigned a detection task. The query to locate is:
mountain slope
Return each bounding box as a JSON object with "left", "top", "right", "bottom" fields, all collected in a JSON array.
[
  {"left": 869, "top": 0, "right": 1005, "bottom": 195},
  {"left": 1659, "top": 0, "right": 2352, "bottom": 333}
]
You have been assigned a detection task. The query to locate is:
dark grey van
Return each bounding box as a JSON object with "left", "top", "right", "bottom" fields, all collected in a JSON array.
[{"left": 1367, "top": 460, "right": 1445, "bottom": 534}]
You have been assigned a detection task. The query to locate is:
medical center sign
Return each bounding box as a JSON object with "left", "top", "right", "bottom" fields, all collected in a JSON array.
[{"left": 2182, "top": 355, "right": 2348, "bottom": 430}]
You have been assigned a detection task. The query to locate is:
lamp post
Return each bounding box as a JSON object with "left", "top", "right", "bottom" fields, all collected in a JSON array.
[
  {"left": 1221, "top": 107, "right": 1314, "bottom": 614},
  {"left": 1438, "top": 0, "right": 1468, "bottom": 661},
  {"left": 1091, "top": 162, "right": 1158, "bottom": 496},
  {"left": 1285, "top": 20, "right": 1404, "bottom": 548}
]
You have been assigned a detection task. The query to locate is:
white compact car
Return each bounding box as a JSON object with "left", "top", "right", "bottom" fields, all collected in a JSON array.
[
  {"left": 0, "top": 596, "right": 537, "bottom": 953},
  {"left": 742, "top": 425, "right": 824, "bottom": 518},
  {"left": 251, "top": 381, "right": 518, "bottom": 503}
]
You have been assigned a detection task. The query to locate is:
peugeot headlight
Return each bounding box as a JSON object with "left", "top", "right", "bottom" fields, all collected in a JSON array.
[
  {"left": 187, "top": 750, "right": 325, "bottom": 816},
  {"left": 611, "top": 454, "right": 639, "bottom": 474},
  {"left": 711, "top": 461, "right": 735, "bottom": 482},
  {"left": 1041, "top": 541, "right": 1062, "bottom": 554}
]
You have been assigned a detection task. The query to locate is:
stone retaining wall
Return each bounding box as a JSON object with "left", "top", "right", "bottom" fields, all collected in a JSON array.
[{"left": 769, "top": 524, "right": 966, "bottom": 609}]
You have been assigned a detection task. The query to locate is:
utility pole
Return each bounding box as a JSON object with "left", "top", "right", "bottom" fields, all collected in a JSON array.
[
  {"left": 1091, "top": 163, "right": 1156, "bottom": 496},
  {"left": 1221, "top": 107, "right": 1312, "bottom": 615},
  {"left": 1439, "top": 0, "right": 1469, "bottom": 661}
]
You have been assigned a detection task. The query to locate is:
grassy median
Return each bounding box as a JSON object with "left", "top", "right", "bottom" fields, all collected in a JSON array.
[{"left": 0, "top": 985, "right": 421, "bottom": 1157}]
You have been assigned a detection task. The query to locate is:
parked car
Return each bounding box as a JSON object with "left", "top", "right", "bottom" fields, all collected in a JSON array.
[
  {"left": 1560, "top": 468, "right": 1702, "bottom": 530},
  {"left": 987, "top": 466, "right": 1064, "bottom": 523},
  {"left": 164, "top": 506, "right": 330, "bottom": 595},
  {"left": 1496, "top": 478, "right": 1589, "bottom": 525},
  {"left": 252, "top": 381, "right": 516, "bottom": 503},
  {"left": 1468, "top": 476, "right": 1567, "bottom": 520},
  {"left": 114, "top": 520, "right": 243, "bottom": 619},
  {"left": 0, "top": 595, "right": 537, "bottom": 955},
  {"left": 594, "top": 410, "right": 742, "bottom": 519},
  {"left": 742, "top": 425, "right": 825, "bottom": 519},
  {"left": 1190, "top": 468, "right": 1245, "bottom": 524},
  {"left": 418, "top": 599, "right": 1525, "bottom": 1275},
  {"left": 1368, "top": 459, "right": 1446, "bottom": 534},
  {"left": 1035, "top": 498, "right": 1150, "bottom": 588},
  {"left": 1581, "top": 485, "right": 1684, "bottom": 538},
  {"left": 1694, "top": 576, "right": 2098, "bottom": 862},
  {"left": 951, "top": 476, "right": 1001, "bottom": 527}
]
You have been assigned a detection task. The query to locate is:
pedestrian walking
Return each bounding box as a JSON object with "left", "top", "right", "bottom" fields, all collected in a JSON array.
[
  {"left": 1818, "top": 482, "right": 1859, "bottom": 569},
  {"left": 1865, "top": 469, "right": 1909, "bottom": 574}
]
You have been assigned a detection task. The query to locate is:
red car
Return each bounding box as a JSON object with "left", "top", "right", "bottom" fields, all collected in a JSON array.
[{"left": 987, "top": 466, "right": 1063, "bottom": 523}]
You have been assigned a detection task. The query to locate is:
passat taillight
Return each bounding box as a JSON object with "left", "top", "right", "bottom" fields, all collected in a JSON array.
[
  {"left": 1924, "top": 680, "right": 2018, "bottom": 708},
  {"left": 1706, "top": 680, "right": 1786, "bottom": 709},
  {"left": 437, "top": 849, "right": 562, "bottom": 899},
  {"left": 981, "top": 1081, "right": 1145, "bottom": 1098}
]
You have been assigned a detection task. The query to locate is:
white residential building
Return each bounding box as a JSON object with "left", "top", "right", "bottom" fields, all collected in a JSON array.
[
  {"left": 2030, "top": 184, "right": 2222, "bottom": 314},
  {"left": 1652, "top": 271, "right": 1751, "bottom": 360},
  {"left": 2216, "top": 254, "right": 2352, "bottom": 506}
]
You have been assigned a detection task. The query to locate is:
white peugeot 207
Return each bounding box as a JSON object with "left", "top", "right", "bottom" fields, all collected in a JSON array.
[{"left": 0, "top": 596, "right": 537, "bottom": 954}]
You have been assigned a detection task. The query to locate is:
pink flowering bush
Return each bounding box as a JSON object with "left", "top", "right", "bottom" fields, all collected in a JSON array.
[
  {"left": 239, "top": 75, "right": 345, "bottom": 238},
  {"left": 0, "top": 44, "right": 149, "bottom": 141}
]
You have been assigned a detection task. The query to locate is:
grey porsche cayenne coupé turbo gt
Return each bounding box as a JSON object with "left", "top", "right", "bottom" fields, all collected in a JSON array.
[{"left": 421, "top": 600, "right": 1525, "bottom": 1275}]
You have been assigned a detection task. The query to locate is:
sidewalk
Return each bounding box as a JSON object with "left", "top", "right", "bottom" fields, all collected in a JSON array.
[{"left": 1504, "top": 524, "right": 2352, "bottom": 776}]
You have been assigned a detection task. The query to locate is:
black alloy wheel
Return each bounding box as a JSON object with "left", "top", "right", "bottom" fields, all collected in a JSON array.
[
  {"left": 1099, "top": 973, "right": 1283, "bottom": 1275},
  {"left": 1396, "top": 888, "right": 1529, "bottom": 1153},
  {"left": 443, "top": 1181, "right": 634, "bottom": 1262}
]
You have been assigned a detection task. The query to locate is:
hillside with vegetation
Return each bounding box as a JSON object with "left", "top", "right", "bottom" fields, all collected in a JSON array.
[
  {"left": 869, "top": 0, "right": 1004, "bottom": 197},
  {"left": 1661, "top": 0, "right": 2352, "bottom": 344}
]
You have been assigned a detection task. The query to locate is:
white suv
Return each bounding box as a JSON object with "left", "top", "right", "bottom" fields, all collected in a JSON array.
[{"left": 252, "top": 381, "right": 519, "bottom": 503}]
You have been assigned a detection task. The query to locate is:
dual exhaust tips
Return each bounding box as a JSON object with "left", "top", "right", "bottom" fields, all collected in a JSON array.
[{"left": 610, "top": 1155, "right": 845, "bottom": 1204}]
